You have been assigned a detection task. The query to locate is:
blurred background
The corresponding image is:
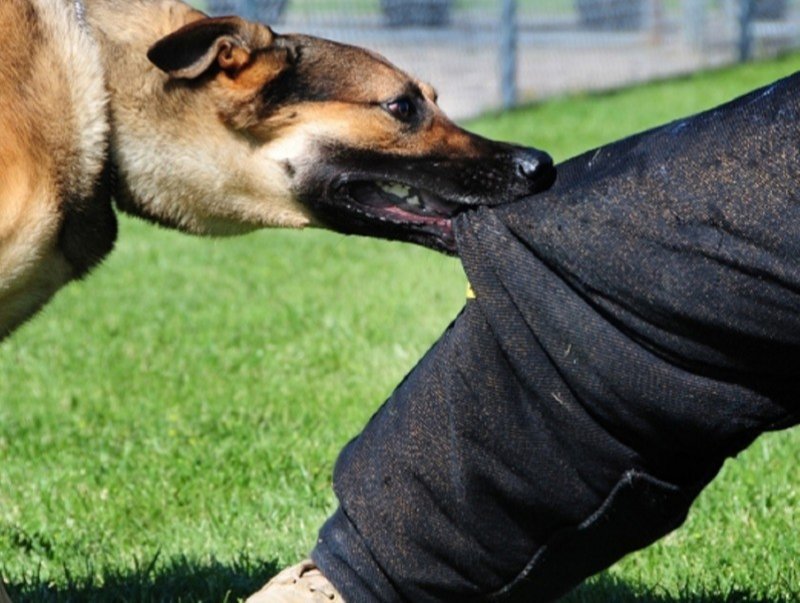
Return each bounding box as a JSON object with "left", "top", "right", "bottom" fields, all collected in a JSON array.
[
  {"left": 192, "top": 0, "right": 800, "bottom": 120},
  {"left": 3, "top": 3, "right": 799, "bottom": 602}
]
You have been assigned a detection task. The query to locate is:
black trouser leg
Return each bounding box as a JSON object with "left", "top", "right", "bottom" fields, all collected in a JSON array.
[{"left": 312, "top": 284, "right": 796, "bottom": 602}]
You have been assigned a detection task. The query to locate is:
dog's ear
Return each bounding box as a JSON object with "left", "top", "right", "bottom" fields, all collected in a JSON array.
[{"left": 147, "top": 16, "right": 275, "bottom": 80}]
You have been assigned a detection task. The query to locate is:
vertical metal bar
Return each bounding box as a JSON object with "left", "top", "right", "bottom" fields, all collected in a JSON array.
[
  {"left": 500, "top": 0, "right": 518, "bottom": 110},
  {"left": 739, "top": 0, "right": 755, "bottom": 61}
]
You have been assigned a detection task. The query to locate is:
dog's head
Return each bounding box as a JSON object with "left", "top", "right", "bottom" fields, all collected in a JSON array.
[{"left": 146, "top": 16, "right": 555, "bottom": 253}]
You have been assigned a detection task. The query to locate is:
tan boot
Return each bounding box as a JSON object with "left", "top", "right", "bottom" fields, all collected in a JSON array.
[
  {"left": 246, "top": 560, "right": 344, "bottom": 603},
  {"left": 0, "top": 581, "right": 12, "bottom": 603}
]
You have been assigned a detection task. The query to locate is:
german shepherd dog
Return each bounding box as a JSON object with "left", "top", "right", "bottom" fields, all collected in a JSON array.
[{"left": 0, "top": 0, "right": 555, "bottom": 341}]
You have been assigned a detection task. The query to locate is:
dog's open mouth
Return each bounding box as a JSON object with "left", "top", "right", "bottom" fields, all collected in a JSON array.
[
  {"left": 350, "top": 181, "right": 460, "bottom": 225},
  {"left": 316, "top": 178, "right": 465, "bottom": 253}
]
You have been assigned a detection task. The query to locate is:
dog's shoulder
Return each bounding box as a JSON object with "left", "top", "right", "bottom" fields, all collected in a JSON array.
[
  {"left": 0, "top": 0, "right": 114, "bottom": 337},
  {"left": 1, "top": 0, "right": 109, "bottom": 200}
]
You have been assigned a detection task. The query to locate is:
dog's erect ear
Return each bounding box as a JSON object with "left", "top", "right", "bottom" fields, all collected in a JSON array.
[{"left": 147, "top": 16, "right": 275, "bottom": 80}]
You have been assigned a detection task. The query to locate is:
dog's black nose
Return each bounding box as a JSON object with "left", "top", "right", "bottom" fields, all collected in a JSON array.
[
  {"left": 511, "top": 148, "right": 556, "bottom": 193},
  {"left": 514, "top": 148, "right": 554, "bottom": 182}
]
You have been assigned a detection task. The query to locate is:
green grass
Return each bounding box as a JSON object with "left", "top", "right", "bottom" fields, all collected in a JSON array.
[{"left": 2, "top": 55, "right": 800, "bottom": 601}]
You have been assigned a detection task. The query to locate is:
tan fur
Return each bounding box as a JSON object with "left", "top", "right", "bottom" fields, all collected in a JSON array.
[
  {"left": 0, "top": 0, "right": 107, "bottom": 337},
  {"left": 86, "top": 0, "right": 315, "bottom": 235},
  {"left": 0, "top": 0, "right": 315, "bottom": 337},
  {"left": 266, "top": 101, "right": 481, "bottom": 158}
]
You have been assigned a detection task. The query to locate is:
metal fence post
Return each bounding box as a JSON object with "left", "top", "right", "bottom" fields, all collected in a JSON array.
[
  {"left": 738, "top": 0, "right": 755, "bottom": 61},
  {"left": 500, "top": 0, "right": 518, "bottom": 110}
]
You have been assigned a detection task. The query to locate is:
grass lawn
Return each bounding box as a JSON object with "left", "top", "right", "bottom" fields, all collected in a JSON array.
[{"left": 2, "top": 55, "right": 800, "bottom": 601}]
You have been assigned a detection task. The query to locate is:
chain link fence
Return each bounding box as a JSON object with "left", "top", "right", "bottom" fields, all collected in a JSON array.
[{"left": 193, "top": 0, "right": 800, "bottom": 119}]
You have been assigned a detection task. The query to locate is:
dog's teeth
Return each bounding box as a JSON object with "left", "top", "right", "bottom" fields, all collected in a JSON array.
[
  {"left": 407, "top": 196, "right": 421, "bottom": 208},
  {"left": 380, "top": 182, "right": 411, "bottom": 198}
]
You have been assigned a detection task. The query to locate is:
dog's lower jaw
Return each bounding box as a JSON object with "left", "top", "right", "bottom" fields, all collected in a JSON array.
[
  {"left": 297, "top": 175, "right": 469, "bottom": 253},
  {"left": 307, "top": 199, "right": 459, "bottom": 254}
]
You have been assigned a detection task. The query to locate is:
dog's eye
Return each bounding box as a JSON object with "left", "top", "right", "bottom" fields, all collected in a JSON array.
[{"left": 385, "top": 97, "right": 415, "bottom": 122}]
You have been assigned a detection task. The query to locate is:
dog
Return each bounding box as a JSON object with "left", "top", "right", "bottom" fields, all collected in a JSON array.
[{"left": 0, "top": 0, "right": 556, "bottom": 341}]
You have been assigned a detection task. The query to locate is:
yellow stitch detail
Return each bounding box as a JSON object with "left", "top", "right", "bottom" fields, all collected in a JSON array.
[{"left": 466, "top": 283, "right": 476, "bottom": 300}]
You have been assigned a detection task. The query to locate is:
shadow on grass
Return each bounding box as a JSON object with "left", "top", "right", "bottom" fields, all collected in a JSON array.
[
  {"left": 564, "top": 572, "right": 786, "bottom": 603},
  {"left": 5, "top": 563, "right": 787, "bottom": 603},
  {"left": 3, "top": 553, "right": 279, "bottom": 602}
]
